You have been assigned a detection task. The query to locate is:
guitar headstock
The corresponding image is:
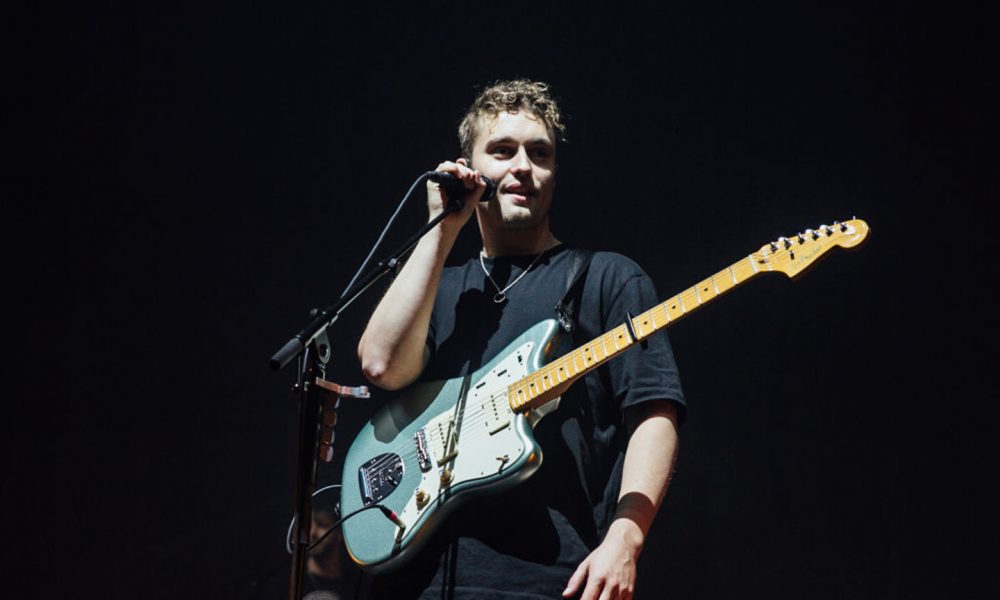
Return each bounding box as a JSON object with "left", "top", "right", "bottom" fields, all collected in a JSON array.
[{"left": 756, "top": 218, "right": 870, "bottom": 279}]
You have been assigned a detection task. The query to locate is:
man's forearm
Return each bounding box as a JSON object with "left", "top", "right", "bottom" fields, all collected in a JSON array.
[
  {"left": 611, "top": 401, "right": 679, "bottom": 554},
  {"left": 357, "top": 226, "right": 457, "bottom": 390},
  {"left": 562, "top": 402, "right": 679, "bottom": 599}
]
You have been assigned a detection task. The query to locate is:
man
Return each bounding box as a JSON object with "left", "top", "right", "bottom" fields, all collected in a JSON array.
[{"left": 357, "top": 80, "right": 685, "bottom": 599}]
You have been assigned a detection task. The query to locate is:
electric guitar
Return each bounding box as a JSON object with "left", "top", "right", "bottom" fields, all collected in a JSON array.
[{"left": 340, "top": 219, "right": 869, "bottom": 572}]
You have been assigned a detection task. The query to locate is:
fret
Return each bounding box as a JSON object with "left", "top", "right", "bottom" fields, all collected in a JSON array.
[
  {"left": 748, "top": 255, "right": 759, "bottom": 274},
  {"left": 642, "top": 312, "right": 655, "bottom": 334},
  {"left": 729, "top": 265, "right": 738, "bottom": 284},
  {"left": 678, "top": 295, "right": 686, "bottom": 314},
  {"left": 694, "top": 285, "right": 702, "bottom": 304},
  {"left": 711, "top": 274, "right": 720, "bottom": 295},
  {"left": 544, "top": 368, "right": 554, "bottom": 389},
  {"left": 611, "top": 330, "right": 623, "bottom": 352},
  {"left": 700, "top": 279, "right": 714, "bottom": 300},
  {"left": 649, "top": 309, "right": 658, "bottom": 329},
  {"left": 715, "top": 269, "right": 732, "bottom": 293}
]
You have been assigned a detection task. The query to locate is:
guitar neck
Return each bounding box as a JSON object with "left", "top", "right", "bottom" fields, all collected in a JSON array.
[{"left": 508, "top": 253, "right": 769, "bottom": 413}]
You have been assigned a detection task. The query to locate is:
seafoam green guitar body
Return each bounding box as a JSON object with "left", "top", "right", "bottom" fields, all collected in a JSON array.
[{"left": 340, "top": 319, "right": 562, "bottom": 573}]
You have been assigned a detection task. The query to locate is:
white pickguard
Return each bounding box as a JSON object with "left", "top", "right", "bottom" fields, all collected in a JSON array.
[{"left": 394, "top": 341, "right": 559, "bottom": 538}]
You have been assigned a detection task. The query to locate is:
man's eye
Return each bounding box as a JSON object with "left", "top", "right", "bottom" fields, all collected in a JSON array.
[
  {"left": 531, "top": 149, "right": 552, "bottom": 159},
  {"left": 492, "top": 147, "right": 513, "bottom": 156}
]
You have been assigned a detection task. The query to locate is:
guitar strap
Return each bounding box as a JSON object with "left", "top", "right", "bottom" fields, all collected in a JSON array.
[{"left": 554, "top": 248, "right": 595, "bottom": 334}]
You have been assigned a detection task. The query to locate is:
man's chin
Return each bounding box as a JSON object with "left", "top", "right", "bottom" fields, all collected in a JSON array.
[{"left": 499, "top": 210, "right": 544, "bottom": 230}]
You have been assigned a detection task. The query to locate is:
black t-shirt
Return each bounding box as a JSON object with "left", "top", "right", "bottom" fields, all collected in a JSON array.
[{"left": 364, "top": 245, "right": 685, "bottom": 599}]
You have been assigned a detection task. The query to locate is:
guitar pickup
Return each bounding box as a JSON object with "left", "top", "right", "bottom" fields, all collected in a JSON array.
[
  {"left": 431, "top": 419, "right": 459, "bottom": 465},
  {"left": 481, "top": 395, "right": 511, "bottom": 435},
  {"left": 436, "top": 441, "right": 458, "bottom": 465}
]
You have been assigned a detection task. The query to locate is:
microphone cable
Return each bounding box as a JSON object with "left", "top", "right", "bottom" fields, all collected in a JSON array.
[{"left": 339, "top": 173, "right": 431, "bottom": 299}]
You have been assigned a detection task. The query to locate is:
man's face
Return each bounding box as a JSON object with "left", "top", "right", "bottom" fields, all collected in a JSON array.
[{"left": 470, "top": 110, "right": 556, "bottom": 231}]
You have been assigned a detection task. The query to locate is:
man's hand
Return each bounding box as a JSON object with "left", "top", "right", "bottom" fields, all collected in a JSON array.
[
  {"left": 428, "top": 157, "right": 483, "bottom": 234},
  {"left": 562, "top": 519, "right": 643, "bottom": 600}
]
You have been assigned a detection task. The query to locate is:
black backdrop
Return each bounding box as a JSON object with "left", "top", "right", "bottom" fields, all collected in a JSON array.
[{"left": 5, "top": 2, "right": 994, "bottom": 598}]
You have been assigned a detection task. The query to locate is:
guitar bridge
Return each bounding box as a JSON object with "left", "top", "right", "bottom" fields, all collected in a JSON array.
[{"left": 414, "top": 429, "right": 432, "bottom": 473}]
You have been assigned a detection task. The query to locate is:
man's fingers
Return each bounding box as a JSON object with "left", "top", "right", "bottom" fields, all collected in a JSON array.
[
  {"left": 580, "top": 577, "right": 603, "bottom": 600},
  {"left": 436, "top": 159, "right": 481, "bottom": 190},
  {"left": 563, "top": 559, "right": 589, "bottom": 597}
]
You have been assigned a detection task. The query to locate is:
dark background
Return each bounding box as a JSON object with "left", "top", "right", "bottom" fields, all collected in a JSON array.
[{"left": 5, "top": 2, "right": 994, "bottom": 598}]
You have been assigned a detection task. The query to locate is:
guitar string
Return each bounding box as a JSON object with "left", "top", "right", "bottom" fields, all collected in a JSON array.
[{"left": 356, "top": 231, "right": 849, "bottom": 470}]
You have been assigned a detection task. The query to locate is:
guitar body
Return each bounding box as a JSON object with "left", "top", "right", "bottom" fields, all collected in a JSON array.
[{"left": 340, "top": 319, "right": 564, "bottom": 573}]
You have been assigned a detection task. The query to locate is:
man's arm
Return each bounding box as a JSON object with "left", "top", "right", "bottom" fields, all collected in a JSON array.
[
  {"left": 563, "top": 400, "right": 679, "bottom": 600},
  {"left": 357, "top": 159, "right": 483, "bottom": 390}
]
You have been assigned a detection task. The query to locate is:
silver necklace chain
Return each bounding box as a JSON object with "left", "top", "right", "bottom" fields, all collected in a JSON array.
[{"left": 479, "top": 249, "right": 545, "bottom": 304}]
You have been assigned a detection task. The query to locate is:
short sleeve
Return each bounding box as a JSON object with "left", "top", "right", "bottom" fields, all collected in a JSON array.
[{"left": 601, "top": 268, "right": 687, "bottom": 424}]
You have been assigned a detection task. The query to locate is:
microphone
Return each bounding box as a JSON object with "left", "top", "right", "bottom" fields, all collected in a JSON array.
[{"left": 426, "top": 171, "right": 497, "bottom": 202}]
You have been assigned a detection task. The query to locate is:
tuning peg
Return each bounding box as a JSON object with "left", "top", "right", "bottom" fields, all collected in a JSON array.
[
  {"left": 770, "top": 241, "right": 778, "bottom": 252},
  {"left": 797, "top": 233, "right": 806, "bottom": 244}
]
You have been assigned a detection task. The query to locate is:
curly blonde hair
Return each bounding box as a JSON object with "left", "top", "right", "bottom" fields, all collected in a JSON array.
[{"left": 458, "top": 79, "right": 567, "bottom": 160}]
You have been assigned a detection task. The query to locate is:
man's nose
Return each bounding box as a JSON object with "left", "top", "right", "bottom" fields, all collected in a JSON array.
[{"left": 510, "top": 146, "right": 531, "bottom": 174}]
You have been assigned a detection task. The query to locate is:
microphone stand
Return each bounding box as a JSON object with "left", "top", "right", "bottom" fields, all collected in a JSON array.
[{"left": 270, "top": 177, "right": 467, "bottom": 600}]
